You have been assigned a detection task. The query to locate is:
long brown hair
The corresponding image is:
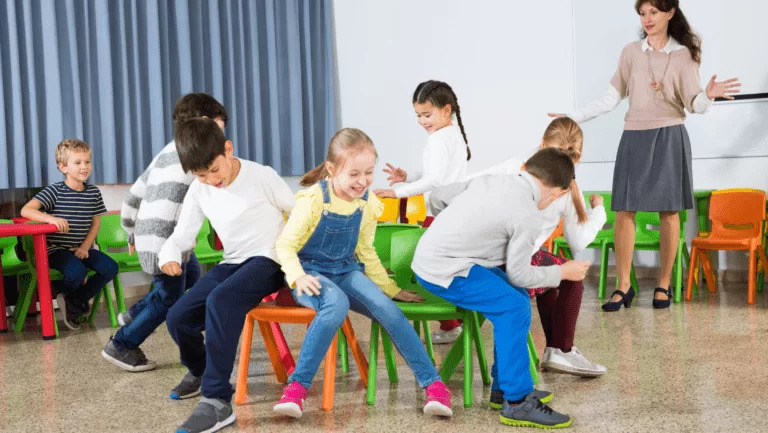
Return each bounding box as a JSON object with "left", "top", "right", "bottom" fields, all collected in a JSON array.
[
  {"left": 412, "top": 80, "right": 471, "bottom": 160},
  {"left": 540, "top": 117, "right": 588, "bottom": 223},
  {"left": 635, "top": 0, "right": 702, "bottom": 64},
  {"left": 300, "top": 128, "right": 377, "bottom": 187}
]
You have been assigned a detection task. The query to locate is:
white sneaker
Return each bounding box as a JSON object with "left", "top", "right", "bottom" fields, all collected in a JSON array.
[
  {"left": 540, "top": 346, "right": 606, "bottom": 377},
  {"left": 431, "top": 325, "right": 462, "bottom": 345},
  {"left": 539, "top": 347, "right": 554, "bottom": 365}
]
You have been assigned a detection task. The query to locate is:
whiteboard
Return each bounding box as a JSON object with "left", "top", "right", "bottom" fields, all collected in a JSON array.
[{"left": 573, "top": 0, "right": 768, "bottom": 162}]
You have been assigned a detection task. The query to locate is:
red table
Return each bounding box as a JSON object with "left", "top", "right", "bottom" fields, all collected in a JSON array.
[{"left": 0, "top": 221, "right": 58, "bottom": 339}]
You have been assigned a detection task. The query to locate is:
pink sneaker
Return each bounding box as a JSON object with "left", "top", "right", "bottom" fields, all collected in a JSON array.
[
  {"left": 273, "top": 381, "right": 309, "bottom": 418},
  {"left": 423, "top": 380, "right": 453, "bottom": 417}
]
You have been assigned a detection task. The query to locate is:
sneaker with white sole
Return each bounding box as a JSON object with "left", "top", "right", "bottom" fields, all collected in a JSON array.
[
  {"left": 56, "top": 293, "right": 80, "bottom": 331},
  {"left": 171, "top": 371, "right": 202, "bottom": 400},
  {"left": 499, "top": 394, "right": 572, "bottom": 429},
  {"left": 177, "top": 397, "right": 235, "bottom": 433},
  {"left": 431, "top": 325, "right": 462, "bottom": 345},
  {"left": 101, "top": 337, "right": 157, "bottom": 372},
  {"left": 541, "top": 346, "right": 606, "bottom": 377},
  {"left": 273, "top": 381, "right": 309, "bottom": 418},
  {"left": 423, "top": 380, "right": 453, "bottom": 417},
  {"left": 490, "top": 389, "right": 552, "bottom": 410}
]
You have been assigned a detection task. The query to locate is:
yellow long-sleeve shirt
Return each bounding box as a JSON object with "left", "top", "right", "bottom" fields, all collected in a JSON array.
[{"left": 276, "top": 182, "right": 400, "bottom": 298}]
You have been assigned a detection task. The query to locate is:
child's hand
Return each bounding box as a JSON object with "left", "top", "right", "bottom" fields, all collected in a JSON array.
[
  {"left": 589, "top": 194, "right": 603, "bottom": 208},
  {"left": 383, "top": 163, "right": 407, "bottom": 185},
  {"left": 560, "top": 260, "right": 590, "bottom": 281},
  {"left": 128, "top": 243, "right": 136, "bottom": 255},
  {"left": 393, "top": 289, "right": 424, "bottom": 303},
  {"left": 70, "top": 247, "right": 89, "bottom": 259},
  {"left": 48, "top": 216, "right": 69, "bottom": 233},
  {"left": 547, "top": 113, "right": 567, "bottom": 118},
  {"left": 295, "top": 274, "right": 322, "bottom": 296},
  {"left": 161, "top": 261, "right": 183, "bottom": 276},
  {"left": 374, "top": 189, "right": 397, "bottom": 199}
]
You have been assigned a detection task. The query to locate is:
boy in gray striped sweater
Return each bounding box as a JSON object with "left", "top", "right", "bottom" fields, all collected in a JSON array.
[{"left": 102, "top": 93, "right": 228, "bottom": 372}]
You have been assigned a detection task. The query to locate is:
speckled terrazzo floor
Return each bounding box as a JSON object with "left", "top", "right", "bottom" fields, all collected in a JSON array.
[{"left": 2, "top": 278, "right": 766, "bottom": 433}]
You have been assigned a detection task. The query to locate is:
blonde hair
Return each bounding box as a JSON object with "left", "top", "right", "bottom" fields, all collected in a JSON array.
[
  {"left": 55, "top": 139, "right": 91, "bottom": 166},
  {"left": 541, "top": 117, "right": 587, "bottom": 223},
  {"left": 300, "top": 128, "right": 377, "bottom": 187}
]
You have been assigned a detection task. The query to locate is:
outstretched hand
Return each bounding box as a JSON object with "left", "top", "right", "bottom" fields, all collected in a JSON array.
[
  {"left": 547, "top": 113, "right": 566, "bottom": 119},
  {"left": 705, "top": 74, "right": 741, "bottom": 100},
  {"left": 383, "top": 163, "right": 407, "bottom": 185}
]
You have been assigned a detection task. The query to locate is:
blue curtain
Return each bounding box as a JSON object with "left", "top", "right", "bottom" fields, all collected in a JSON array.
[{"left": 0, "top": 0, "right": 337, "bottom": 188}]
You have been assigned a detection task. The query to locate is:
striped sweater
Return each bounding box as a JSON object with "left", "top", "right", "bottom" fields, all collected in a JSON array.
[
  {"left": 33, "top": 182, "right": 107, "bottom": 253},
  {"left": 121, "top": 141, "right": 196, "bottom": 275}
]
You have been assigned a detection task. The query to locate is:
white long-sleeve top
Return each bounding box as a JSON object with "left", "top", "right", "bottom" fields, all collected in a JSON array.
[
  {"left": 569, "top": 37, "right": 713, "bottom": 125},
  {"left": 458, "top": 157, "right": 606, "bottom": 254},
  {"left": 158, "top": 159, "right": 295, "bottom": 267},
  {"left": 393, "top": 124, "right": 468, "bottom": 199}
]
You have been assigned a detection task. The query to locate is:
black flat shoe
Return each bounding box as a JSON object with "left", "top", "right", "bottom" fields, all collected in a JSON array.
[
  {"left": 652, "top": 287, "right": 671, "bottom": 309},
  {"left": 601, "top": 289, "right": 635, "bottom": 312}
]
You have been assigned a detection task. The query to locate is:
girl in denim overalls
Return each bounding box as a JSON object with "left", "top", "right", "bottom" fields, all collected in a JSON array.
[{"left": 273, "top": 128, "right": 452, "bottom": 418}]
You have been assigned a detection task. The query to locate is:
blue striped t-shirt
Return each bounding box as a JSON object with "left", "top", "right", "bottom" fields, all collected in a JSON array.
[{"left": 33, "top": 182, "right": 107, "bottom": 253}]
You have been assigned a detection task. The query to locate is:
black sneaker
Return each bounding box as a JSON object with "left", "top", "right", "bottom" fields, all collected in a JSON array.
[
  {"left": 101, "top": 337, "right": 157, "bottom": 372},
  {"left": 177, "top": 397, "right": 236, "bottom": 433},
  {"left": 500, "top": 394, "right": 571, "bottom": 429},
  {"left": 171, "top": 372, "right": 202, "bottom": 400},
  {"left": 490, "top": 389, "right": 553, "bottom": 409},
  {"left": 56, "top": 293, "right": 80, "bottom": 331}
]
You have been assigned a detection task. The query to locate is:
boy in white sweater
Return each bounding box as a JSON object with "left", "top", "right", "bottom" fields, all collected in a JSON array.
[{"left": 162, "top": 118, "right": 294, "bottom": 433}]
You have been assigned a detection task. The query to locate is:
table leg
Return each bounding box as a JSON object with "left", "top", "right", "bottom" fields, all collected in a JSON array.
[
  {"left": 0, "top": 262, "right": 7, "bottom": 332},
  {"left": 33, "top": 234, "right": 56, "bottom": 339}
]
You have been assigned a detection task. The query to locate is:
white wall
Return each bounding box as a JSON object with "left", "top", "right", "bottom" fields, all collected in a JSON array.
[{"left": 333, "top": 0, "right": 768, "bottom": 272}]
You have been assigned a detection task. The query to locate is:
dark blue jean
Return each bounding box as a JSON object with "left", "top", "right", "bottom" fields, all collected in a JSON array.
[
  {"left": 113, "top": 255, "right": 200, "bottom": 350},
  {"left": 48, "top": 248, "right": 119, "bottom": 313},
  {"left": 166, "top": 256, "right": 284, "bottom": 400}
]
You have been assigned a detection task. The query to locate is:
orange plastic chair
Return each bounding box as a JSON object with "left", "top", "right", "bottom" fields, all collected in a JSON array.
[
  {"left": 404, "top": 195, "right": 428, "bottom": 225},
  {"left": 542, "top": 220, "right": 564, "bottom": 253},
  {"left": 686, "top": 189, "right": 768, "bottom": 305},
  {"left": 234, "top": 304, "right": 369, "bottom": 411},
  {"left": 377, "top": 197, "right": 400, "bottom": 223}
]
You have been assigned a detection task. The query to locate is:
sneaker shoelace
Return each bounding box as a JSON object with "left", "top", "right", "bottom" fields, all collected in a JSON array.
[{"left": 535, "top": 401, "right": 553, "bottom": 415}]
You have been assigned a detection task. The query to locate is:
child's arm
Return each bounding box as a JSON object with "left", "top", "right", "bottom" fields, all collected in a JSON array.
[
  {"left": 428, "top": 180, "right": 471, "bottom": 217},
  {"left": 262, "top": 167, "right": 296, "bottom": 213},
  {"left": 157, "top": 183, "right": 205, "bottom": 275},
  {"left": 463, "top": 158, "right": 523, "bottom": 182},
  {"left": 21, "top": 187, "right": 69, "bottom": 232},
  {"left": 71, "top": 216, "right": 100, "bottom": 259},
  {"left": 354, "top": 196, "right": 411, "bottom": 299},
  {"left": 560, "top": 194, "right": 607, "bottom": 253},
  {"left": 392, "top": 138, "right": 452, "bottom": 198},
  {"left": 121, "top": 154, "right": 160, "bottom": 252},
  {"left": 275, "top": 190, "right": 317, "bottom": 288}
]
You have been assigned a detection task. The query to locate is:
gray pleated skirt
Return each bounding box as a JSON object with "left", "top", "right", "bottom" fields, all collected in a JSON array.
[{"left": 611, "top": 124, "right": 694, "bottom": 212}]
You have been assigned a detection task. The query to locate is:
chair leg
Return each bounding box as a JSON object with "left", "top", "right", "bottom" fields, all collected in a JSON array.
[
  {"left": 462, "top": 314, "right": 473, "bottom": 408},
  {"left": 439, "top": 335, "right": 463, "bottom": 383},
  {"left": 338, "top": 331, "right": 349, "bottom": 373},
  {"left": 673, "top": 240, "right": 684, "bottom": 303},
  {"left": 679, "top": 243, "right": 691, "bottom": 303},
  {"left": 13, "top": 274, "right": 36, "bottom": 332},
  {"left": 113, "top": 274, "right": 126, "bottom": 313},
  {"left": 471, "top": 312, "right": 490, "bottom": 385},
  {"left": 757, "top": 247, "right": 768, "bottom": 294},
  {"left": 234, "top": 315, "right": 256, "bottom": 405},
  {"left": 528, "top": 335, "right": 539, "bottom": 386},
  {"left": 527, "top": 332, "right": 539, "bottom": 367},
  {"left": 699, "top": 251, "right": 717, "bottom": 293},
  {"left": 381, "top": 331, "right": 399, "bottom": 383},
  {"left": 258, "top": 320, "right": 288, "bottom": 383},
  {"left": 102, "top": 286, "right": 118, "bottom": 328},
  {"left": 87, "top": 289, "right": 103, "bottom": 323},
  {"left": 413, "top": 320, "right": 420, "bottom": 337},
  {"left": 321, "top": 333, "right": 338, "bottom": 411},
  {"left": 366, "top": 323, "right": 380, "bottom": 405},
  {"left": 422, "top": 320, "right": 436, "bottom": 366},
  {"left": 748, "top": 249, "right": 757, "bottom": 305},
  {"left": 340, "top": 317, "right": 368, "bottom": 386},
  {"left": 270, "top": 322, "right": 295, "bottom": 376},
  {"left": 598, "top": 243, "right": 609, "bottom": 299},
  {"left": 686, "top": 247, "right": 698, "bottom": 301}
]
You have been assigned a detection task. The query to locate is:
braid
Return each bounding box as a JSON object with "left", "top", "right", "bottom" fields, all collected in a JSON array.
[
  {"left": 453, "top": 110, "right": 471, "bottom": 160},
  {"left": 413, "top": 79, "right": 471, "bottom": 160}
]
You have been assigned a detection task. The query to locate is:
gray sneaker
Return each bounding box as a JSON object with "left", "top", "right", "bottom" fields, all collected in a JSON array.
[
  {"left": 500, "top": 394, "right": 572, "bottom": 429},
  {"left": 56, "top": 293, "right": 80, "bottom": 331},
  {"left": 490, "top": 389, "right": 552, "bottom": 409},
  {"left": 101, "top": 337, "right": 157, "bottom": 372},
  {"left": 117, "top": 311, "right": 133, "bottom": 326},
  {"left": 171, "top": 372, "right": 202, "bottom": 400},
  {"left": 177, "top": 397, "right": 236, "bottom": 433}
]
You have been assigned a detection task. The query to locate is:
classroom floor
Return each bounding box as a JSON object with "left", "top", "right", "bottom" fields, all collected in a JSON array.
[{"left": 2, "top": 278, "right": 767, "bottom": 433}]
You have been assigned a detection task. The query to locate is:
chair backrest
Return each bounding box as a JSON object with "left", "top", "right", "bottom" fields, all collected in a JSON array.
[
  {"left": 0, "top": 219, "right": 16, "bottom": 250},
  {"left": 583, "top": 191, "right": 615, "bottom": 232},
  {"left": 377, "top": 197, "right": 400, "bottom": 223},
  {"left": 196, "top": 218, "right": 215, "bottom": 248},
  {"left": 373, "top": 223, "right": 422, "bottom": 265},
  {"left": 405, "top": 195, "right": 428, "bottom": 225},
  {"left": 0, "top": 219, "right": 26, "bottom": 270},
  {"left": 96, "top": 211, "right": 128, "bottom": 250},
  {"left": 390, "top": 228, "right": 427, "bottom": 287},
  {"left": 635, "top": 210, "right": 688, "bottom": 240},
  {"left": 542, "top": 220, "right": 563, "bottom": 252},
  {"left": 709, "top": 188, "right": 766, "bottom": 239}
]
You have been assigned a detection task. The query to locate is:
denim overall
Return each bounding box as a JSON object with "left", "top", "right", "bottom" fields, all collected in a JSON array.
[{"left": 288, "top": 180, "right": 440, "bottom": 389}]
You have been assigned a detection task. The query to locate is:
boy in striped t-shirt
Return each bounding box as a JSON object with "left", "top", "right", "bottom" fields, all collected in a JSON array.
[{"left": 21, "top": 139, "right": 118, "bottom": 330}]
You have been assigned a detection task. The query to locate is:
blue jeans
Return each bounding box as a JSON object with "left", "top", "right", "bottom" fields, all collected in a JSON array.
[
  {"left": 417, "top": 265, "right": 533, "bottom": 402},
  {"left": 166, "top": 256, "right": 284, "bottom": 400},
  {"left": 113, "top": 255, "right": 199, "bottom": 350},
  {"left": 48, "top": 248, "right": 119, "bottom": 313},
  {"left": 289, "top": 270, "right": 440, "bottom": 390},
  {"left": 127, "top": 254, "right": 201, "bottom": 319}
]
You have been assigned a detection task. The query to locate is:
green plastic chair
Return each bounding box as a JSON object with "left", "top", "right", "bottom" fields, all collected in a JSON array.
[
  {"left": 194, "top": 218, "right": 224, "bottom": 266},
  {"left": 1, "top": 220, "right": 35, "bottom": 330},
  {"left": 366, "top": 228, "right": 490, "bottom": 408},
  {"left": 373, "top": 223, "right": 422, "bottom": 269},
  {"left": 633, "top": 210, "right": 690, "bottom": 303},
  {"left": 93, "top": 212, "right": 142, "bottom": 314}
]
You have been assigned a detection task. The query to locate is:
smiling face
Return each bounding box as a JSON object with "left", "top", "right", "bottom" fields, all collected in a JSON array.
[
  {"left": 59, "top": 151, "right": 92, "bottom": 183},
  {"left": 638, "top": 2, "right": 675, "bottom": 38},
  {"left": 192, "top": 141, "right": 239, "bottom": 188},
  {"left": 326, "top": 147, "right": 376, "bottom": 201},
  {"left": 413, "top": 101, "right": 452, "bottom": 134}
]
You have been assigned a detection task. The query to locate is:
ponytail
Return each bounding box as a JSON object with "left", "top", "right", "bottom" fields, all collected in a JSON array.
[
  {"left": 569, "top": 180, "right": 588, "bottom": 224},
  {"left": 300, "top": 163, "right": 329, "bottom": 187}
]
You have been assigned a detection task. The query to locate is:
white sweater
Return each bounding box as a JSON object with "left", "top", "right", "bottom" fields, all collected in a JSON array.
[
  {"left": 158, "top": 159, "right": 295, "bottom": 267},
  {"left": 393, "top": 124, "right": 468, "bottom": 200},
  {"left": 460, "top": 157, "right": 606, "bottom": 254}
]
